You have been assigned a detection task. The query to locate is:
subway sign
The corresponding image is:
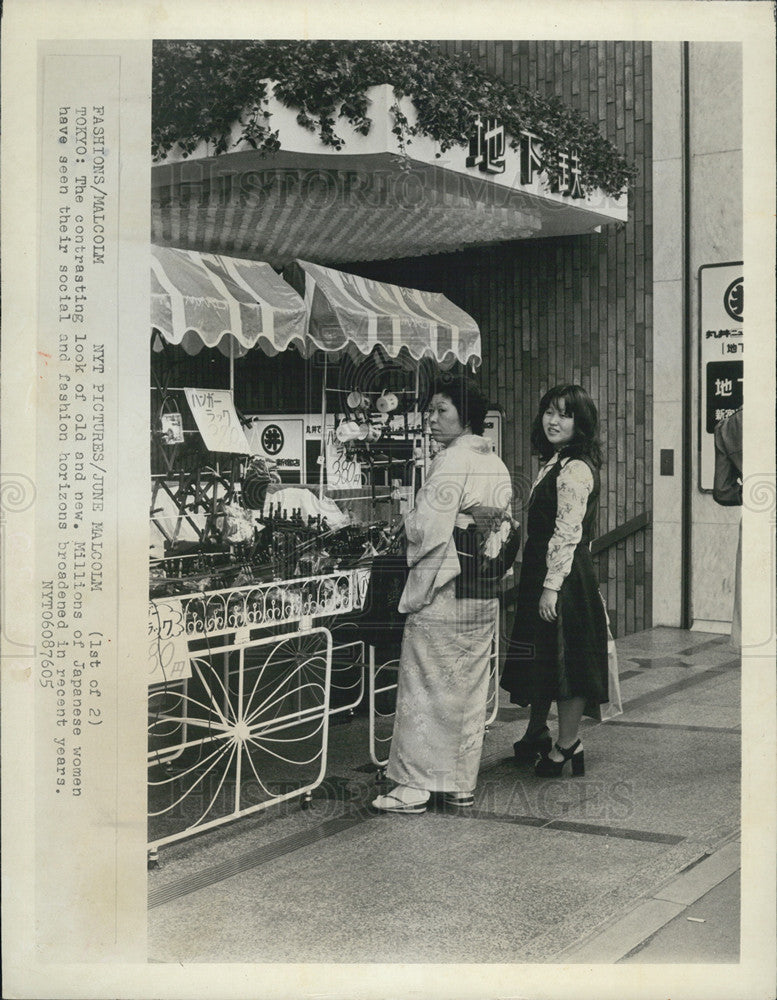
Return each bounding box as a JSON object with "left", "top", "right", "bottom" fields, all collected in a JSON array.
[
  {"left": 467, "top": 115, "right": 584, "bottom": 198},
  {"left": 699, "top": 263, "right": 743, "bottom": 492}
]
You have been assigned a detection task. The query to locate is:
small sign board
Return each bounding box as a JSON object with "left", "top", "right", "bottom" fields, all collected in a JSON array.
[
  {"left": 184, "top": 387, "right": 252, "bottom": 454},
  {"left": 160, "top": 411, "right": 184, "bottom": 445},
  {"left": 483, "top": 410, "right": 502, "bottom": 456},
  {"left": 323, "top": 421, "right": 363, "bottom": 489},
  {"left": 148, "top": 600, "right": 192, "bottom": 685},
  {"left": 245, "top": 417, "right": 305, "bottom": 482},
  {"left": 699, "top": 263, "right": 743, "bottom": 491}
]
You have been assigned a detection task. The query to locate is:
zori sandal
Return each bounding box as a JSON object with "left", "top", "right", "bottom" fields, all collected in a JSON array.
[
  {"left": 442, "top": 792, "right": 475, "bottom": 808},
  {"left": 371, "top": 787, "right": 429, "bottom": 814}
]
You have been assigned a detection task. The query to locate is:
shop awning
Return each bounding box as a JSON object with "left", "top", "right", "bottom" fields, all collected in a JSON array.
[
  {"left": 285, "top": 259, "right": 482, "bottom": 369},
  {"left": 151, "top": 245, "right": 308, "bottom": 358}
]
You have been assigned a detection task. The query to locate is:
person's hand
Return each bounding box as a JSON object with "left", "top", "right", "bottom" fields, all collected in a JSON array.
[
  {"left": 539, "top": 588, "right": 558, "bottom": 622},
  {"left": 389, "top": 515, "right": 406, "bottom": 540}
]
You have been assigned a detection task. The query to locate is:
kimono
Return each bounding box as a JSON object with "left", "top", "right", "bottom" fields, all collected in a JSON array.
[{"left": 387, "top": 434, "right": 512, "bottom": 794}]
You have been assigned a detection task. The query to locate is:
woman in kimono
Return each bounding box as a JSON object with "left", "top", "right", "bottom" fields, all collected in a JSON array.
[
  {"left": 501, "top": 384, "right": 608, "bottom": 777},
  {"left": 372, "top": 376, "right": 513, "bottom": 814}
]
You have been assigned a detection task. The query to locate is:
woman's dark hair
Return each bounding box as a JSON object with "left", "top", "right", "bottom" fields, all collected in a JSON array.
[
  {"left": 531, "top": 384, "right": 603, "bottom": 467},
  {"left": 432, "top": 373, "right": 489, "bottom": 436}
]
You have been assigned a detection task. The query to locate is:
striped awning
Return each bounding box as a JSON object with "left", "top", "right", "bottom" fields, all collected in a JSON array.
[
  {"left": 284, "top": 259, "right": 481, "bottom": 369},
  {"left": 151, "top": 245, "right": 308, "bottom": 357}
]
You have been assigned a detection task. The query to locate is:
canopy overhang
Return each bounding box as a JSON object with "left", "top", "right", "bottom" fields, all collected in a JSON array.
[
  {"left": 151, "top": 84, "right": 627, "bottom": 268},
  {"left": 151, "top": 245, "right": 308, "bottom": 357},
  {"left": 285, "top": 259, "right": 481, "bottom": 369},
  {"left": 151, "top": 246, "right": 482, "bottom": 369}
]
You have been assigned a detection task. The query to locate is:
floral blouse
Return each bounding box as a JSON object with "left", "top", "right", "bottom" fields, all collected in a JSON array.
[{"left": 530, "top": 454, "right": 594, "bottom": 592}]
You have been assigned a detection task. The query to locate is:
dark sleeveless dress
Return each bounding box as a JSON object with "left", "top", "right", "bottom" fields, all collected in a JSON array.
[{"left": 500, "top": 455, "right": 608, "bottom": 716}]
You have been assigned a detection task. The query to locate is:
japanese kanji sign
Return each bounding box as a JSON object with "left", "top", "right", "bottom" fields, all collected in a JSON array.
[
  {"left": 184, "top": 387, "right": 252, "bottom": 454},
  {"left": 466, "top": 115, "right": 585, "bottom": 198},
  {"left": 699, "top": 263, "right": 743, "bottom": 491},
  {"left": 466, "top": 116, "right": 506, "bottom": 174},
  {"left": 148, "top": 600, "right": 192, "bottom": 685}
]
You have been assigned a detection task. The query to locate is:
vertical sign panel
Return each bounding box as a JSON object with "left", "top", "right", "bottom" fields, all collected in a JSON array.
[{"left": 699, "top": 263, "right": 744, "bottom": 491}]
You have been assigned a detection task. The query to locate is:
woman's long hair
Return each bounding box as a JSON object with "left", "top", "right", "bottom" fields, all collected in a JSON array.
[{"left": 530, "top": 384, "right": 603, "bottom": 468}]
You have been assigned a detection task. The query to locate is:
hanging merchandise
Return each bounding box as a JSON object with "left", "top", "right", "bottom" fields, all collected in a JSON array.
[{"left": 375, "top": 389, "right": 399, "bottom": 414}]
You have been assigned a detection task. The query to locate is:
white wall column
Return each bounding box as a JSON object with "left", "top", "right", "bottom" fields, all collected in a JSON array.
[
  {"left": 651, "top": 43, "right": 685, "bottom": 626},
  {"left": 651, "top": 42, "right": 743, "bottom": 631},
  {"left": 687, "top": 43, "right": 743, "bottom": 633}
]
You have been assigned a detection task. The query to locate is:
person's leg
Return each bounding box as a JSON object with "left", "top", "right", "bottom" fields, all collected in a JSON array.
[
  {"left": 547, "top": 695, "right": 585, "bottom": 761},
  {"left": 524, "top": 697, "right": 552, "bottom": 738},
  {"left": 513, "top": 696, "right": 553, "bottom": 759}
]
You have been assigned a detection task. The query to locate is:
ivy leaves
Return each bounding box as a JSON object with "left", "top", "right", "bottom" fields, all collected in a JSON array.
[{"left": 152, "top": 40, "right": 636, "bottom": 197}]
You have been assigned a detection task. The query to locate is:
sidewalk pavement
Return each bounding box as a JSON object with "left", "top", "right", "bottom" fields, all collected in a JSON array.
[
  {"left": 559, "top": 837, "right": 740, "bottom": 963},
  {"left": 619, "top": 865, "right": 740, "bottom": 963},
  {"left": 148, "top": 626, "right": 741, "bottom": 965}
]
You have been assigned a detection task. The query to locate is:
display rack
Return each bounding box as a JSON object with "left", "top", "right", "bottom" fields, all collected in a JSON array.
[{"left": 147, "top": 569, "right": 371, "bottom": 851}]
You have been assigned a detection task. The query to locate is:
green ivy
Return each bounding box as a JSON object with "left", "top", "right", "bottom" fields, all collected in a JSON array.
[{"left": 152, "top": 40, "right": 636, "bottom": 196}]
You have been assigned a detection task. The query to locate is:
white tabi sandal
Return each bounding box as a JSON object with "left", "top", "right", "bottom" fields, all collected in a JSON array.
[{"left": 371, "top": 786, "right": 430, "bottom": 814}]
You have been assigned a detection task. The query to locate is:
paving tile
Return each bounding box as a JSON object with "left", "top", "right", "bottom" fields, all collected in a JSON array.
[
  {"left": 622, "top": 671, "right": 740, "bottom": 728},
  {"left": 676, "top": 636, "right": 731, "bottom": 658},
  {"left": 623, "top": 701, "right": 741, "bottom": 730},
  {"left": 477, "top": 723, "right": 739, "bottom": 841},
  {"left": 149, "top": 815, "right": 665, "bottom": 964},
  {"left": 613, "top": 665, "right": 703, "bottom": 704},
  {"left": 620, "top": 628, "right": 721, "bottom": 656},
  {"left": 620, "top": 870, "right": 740, "bottom": 963},
  {"left": 570, "top": 845, "right": 742, "bottom": 964}
]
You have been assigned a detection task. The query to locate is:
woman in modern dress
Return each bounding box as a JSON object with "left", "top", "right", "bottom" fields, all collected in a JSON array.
[
  {"left": 501, "top": 384, "right": 608, "bottom": 776},
  {"left": 372, "top": 376, "right": 513, "bottom": 813}
]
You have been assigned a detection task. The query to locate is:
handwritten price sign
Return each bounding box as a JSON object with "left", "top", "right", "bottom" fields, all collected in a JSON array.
[
  {"left": 184, "top": 388, "right": 251, "bottom": 454},
  {"left": 324, "top": 427, "right": 362, "bottom": 488},
  {"left": 148, "top": 600, "right": 192, "bottom": 685}
]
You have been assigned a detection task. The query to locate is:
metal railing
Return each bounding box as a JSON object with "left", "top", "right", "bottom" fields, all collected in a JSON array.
[{"left": 590, "top": 510, "right": 652, "bottom": 555}]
